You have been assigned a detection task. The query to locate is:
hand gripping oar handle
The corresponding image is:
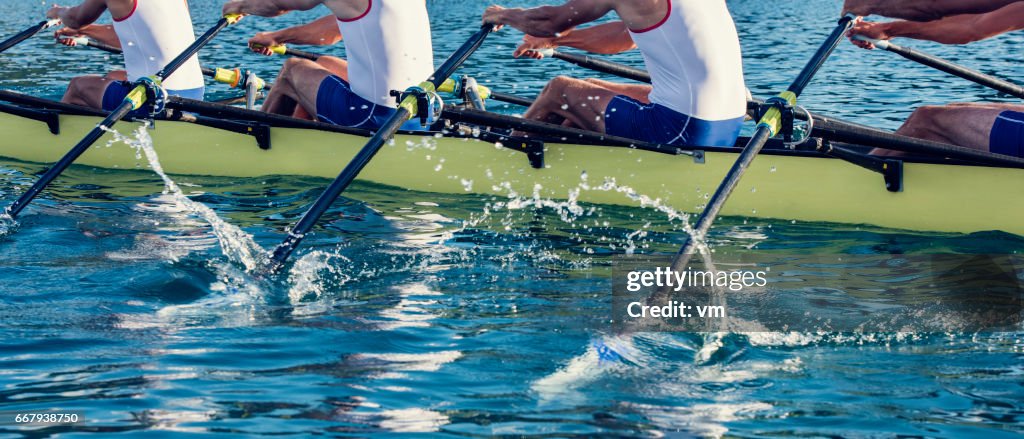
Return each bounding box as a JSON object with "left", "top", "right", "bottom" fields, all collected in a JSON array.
[
  {"left": 59, "top": 36, "right": 121, "bottom": 54},
  {"left": 250, "top": 43, "right": 321, "bottom": 61},
  {"left": 267, "top": 24, "right": 496, "bottom": 271},
  {"left": 669, "top": 15, "right": 856, "bottom": 272},
  {"left": 536, "top": 48, "right": 652, "bottom": 83},
  {"left": 3, "top": 15, "right": 241, "bottom": 220},
  {"left": 0, "top": 18, "right": 60, "bottom": 54},
  {"left": 853, "top": 35, "right": 1024, "bottom": 99}
]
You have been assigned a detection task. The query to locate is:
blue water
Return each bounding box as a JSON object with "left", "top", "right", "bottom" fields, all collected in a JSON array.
[{"left": 2, "top": 0, "right": 1024, "bottom": 436}]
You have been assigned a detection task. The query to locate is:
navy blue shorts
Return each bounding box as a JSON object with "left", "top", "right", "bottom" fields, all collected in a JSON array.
[
  {"left": 990, "top": 111, "right": 1024, "bottom": 158},
  {"left": 604, "top": 95, "right": 744, "bottom": 147},
  {"left": 102, "top": 81, "right": 204, "bottom": 117},
  {"left": 315, "top": 75, "right": 426, "bottom": 132}
]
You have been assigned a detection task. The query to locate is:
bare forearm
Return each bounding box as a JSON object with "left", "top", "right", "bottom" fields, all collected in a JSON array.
[
  {"left": 58, "top": 6, "right": 102, "bottom": 29},
  {"left": 884, "top": 16, "right": 997, "bottom": 44},
  {"left": 270, "top": 15, "right": 341, "bottom": 45},
  {"left": 552, "top": 21, "right": 635, "bottom": 54},
  {"left": 81, "top": 25, "right": 120, "bottom": 48},
  {"left": 496, "top": 6, "right": 577, "bottom": 37},
  {"left": 848, "top": 0, "right": 1019, "bottom": 21},
  {"left": 227, "top": 0, "right": 321, "bottom": 17}
]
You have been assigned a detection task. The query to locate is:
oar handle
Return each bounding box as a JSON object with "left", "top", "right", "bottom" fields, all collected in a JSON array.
[
  {"left": 852, "top": 35, "right": 892, "bottom": 50},
  {"left": 250, "top": 43, "right": 321, "bottom": 61},
  {"left": 210, "top": 67, "right": 267, "bottom": 90},
  {"left": 438, "top": 77, "right": 493, "bottom": 100}
]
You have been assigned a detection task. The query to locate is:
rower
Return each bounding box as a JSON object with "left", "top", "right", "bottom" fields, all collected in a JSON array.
[
  {"left": 844, "top": 0, "right": 1024, "bottom": 158},
  {"left": 222, "top": 0, "right": 434, "bottom": 131},
  {"left": 48, "top": 0, "right": 205, "bottom": 113},
  {"left": 245, "top": 15, "right": 342, "bottom": 120},
  {"left": 482, "top": 0, "right": 747, "bottom": 147}
]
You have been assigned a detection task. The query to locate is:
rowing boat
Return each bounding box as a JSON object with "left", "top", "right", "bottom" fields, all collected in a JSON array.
[{"left": 1, "top": 91, "right": 1022, "bottom": 236}]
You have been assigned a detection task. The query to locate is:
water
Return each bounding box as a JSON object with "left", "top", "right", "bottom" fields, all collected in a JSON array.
[{"left": 2, "top": 0, "right": 1024, "bottom": 436}]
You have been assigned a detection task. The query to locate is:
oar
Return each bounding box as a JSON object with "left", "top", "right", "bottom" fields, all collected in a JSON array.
[
  {"left": 250, "top": 43, "right": 321, "bottom": 61},
  {"left": 60, "top": 36, "right": 269, "bottom": 92},
  {"left": 0, "top": 18, "right": 60, "bottom": 54},
  {"left": 535, "top": 48, "right": 650, "bottom": 83},
  {"left": 668, "top": 15, "right": 856, "bottom": 270},
  {"left": 3, "top": 15, "right": 242, "bottom": 220},
  {"left": 267, "top": 24, "right": 496, "bottom": 271},
  {"left": 853, "top": 36, "right": 1024, "bottom": 99}
]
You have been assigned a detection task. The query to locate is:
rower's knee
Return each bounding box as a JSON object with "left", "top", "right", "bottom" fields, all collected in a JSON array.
[{"left": 63, "top": 76, "right": 101, "bottom": 106}]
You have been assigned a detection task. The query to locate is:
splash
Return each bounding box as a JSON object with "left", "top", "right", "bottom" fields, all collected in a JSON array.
[
  {"left": 287, "top": 249, "right": 353, "bottom": 305},
  {"left": 103, "top": 124, "right": 269, "bottom": 272},
  {"left": 0, "top": 212, "right": 15, "bottom": 238}
]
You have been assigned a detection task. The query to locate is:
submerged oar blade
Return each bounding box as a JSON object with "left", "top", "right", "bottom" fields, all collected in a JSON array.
[
  {"left": 670, "top": 15, "right": 856, "bottom": 270},
  {"left": 267, "top": 24, "right": 497, "bottom": 271}
]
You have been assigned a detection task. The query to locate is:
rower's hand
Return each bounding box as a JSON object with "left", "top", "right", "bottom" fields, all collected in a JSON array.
[
  {"left": 514, "top": 35, "right": 557, "bottom": 59},
  {"left": 54, "top": 27, "right": 84, "bottom": 46},
  {"left": 248, "top": 32, "right": 281, "bottom": 56},
  {"left": 847, "top": 19, "right": 891, "bottom": 49},
  {"left": 482, "top": 5, "right": 506, "bottom": 31}
]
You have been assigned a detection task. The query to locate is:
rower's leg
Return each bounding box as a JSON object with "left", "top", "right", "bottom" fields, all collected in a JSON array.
[
  {"left": 873, "top": 104, "right": 1021, "bottom": 156},
  {"left": 289, "top": 56, "right": 350, "bottom": 120},
  {"left": 262, "top": 57, "right": 334, "bottom": 119},
  {"left": 582, "top": 78, "right": 652, "bottom": 103},
  {"left": 523, "top": 76, "right": 621, "bottom": 132},
  {"left": 61, "top": 71, "right": 126, "bottom": 108}
]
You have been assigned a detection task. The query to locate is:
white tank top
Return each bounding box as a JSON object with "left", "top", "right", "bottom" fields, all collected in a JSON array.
[
  {"left": 628, "top": 0, "right": 746, "bottom": 121},
  {"left": 112, "top": 0, "right": 205, "bottom": 91},
  {"left": 336, "top": 0, "right": 434, "bottom": 108}
]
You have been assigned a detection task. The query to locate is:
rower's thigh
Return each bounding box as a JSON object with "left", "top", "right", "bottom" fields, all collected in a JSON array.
[
  {"left": 315, "top": 56, "right": 349, "bottom": 81},
  {"left": 583, "top": 78, "right": 651, "bottom": 103},
  {"left": 63, "top": 75, "right": 116, "bottom": 108},
  {"left": 552, "top": 77, "right": 625, "bottom": 131},
  {"left": 906, "top": 105, "right": 1006, "bottom": 151},
  {"left": 280, "top": 58, "right": 335, "bottom": 117}
]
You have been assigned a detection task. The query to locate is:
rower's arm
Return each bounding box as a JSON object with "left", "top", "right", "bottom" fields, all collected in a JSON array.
[
  {"left": 548, "top": 21, "right": 636, "bottom": 54},
  {"left": 253, "top": 15, "right": 341, "bottom": 47},
  {"left": 47, "top": 0, "right": 107, "bottom": 29},
  {"left": 483, "top": 0, "right": 615, "bottom": 38},
  {"left": 842, "top": 0, "right": 1020, "bottom": 21},
  {"left": 857, "top": 2, "right": 1024, "bottom": 45},
  {"left": 222, "top": 0, "right": 323, "bottom": 17},
  {"left": 77, "top": 24, "right": 120, "bottom": 48}
]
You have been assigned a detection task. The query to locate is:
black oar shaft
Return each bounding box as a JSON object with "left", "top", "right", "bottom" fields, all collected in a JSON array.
[
  {"left": 671, "top": 16, "right": 855, "bottom": 269},
  {"left": 0, "top": 19, "right": 57, "bottom": 54},
  {"left": 4, "top": 17, "right": 237, "bottom": 220},
  {"left": 490, "top": 91, "right": 534, "bottom": 107},
  {"left": 157, "top": 18, "right": 232, "bottom": 81},
  {"left": 548, "top": 50, "right": 651, "bottom": 83},
  {"left": 5, "top": 102, "right": 134, "bottom": 217},
  {"left": 82, "top": 39, "right": 120, "bottom": 54},
  {"left": 882, "top": 42, "right": 1024, "bottom": 99},
  {"left": 285, "top": 47, "right": 320, "bottom": 61},
  {"left": 268, "top": 24, "right": 496, "bottom": 269}
]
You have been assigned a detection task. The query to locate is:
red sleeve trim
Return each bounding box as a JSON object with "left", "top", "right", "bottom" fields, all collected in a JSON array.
[
  {"left": 337, "top": 0, "right": 372, "bottom": 22},
  {"left": 113, "top": 0, "right": 138, "bottom": 22},
  {"left": 630, "top": 0, "right": 671, "bottom": 34}
]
